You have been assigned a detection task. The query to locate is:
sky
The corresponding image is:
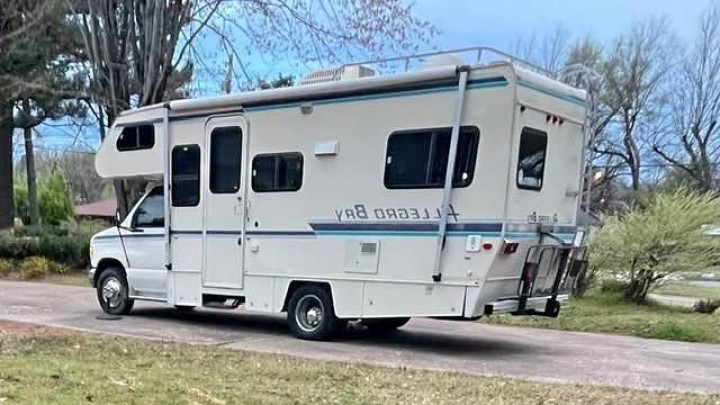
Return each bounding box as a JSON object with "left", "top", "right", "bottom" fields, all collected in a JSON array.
[{"left": 25, "top": 0, "right": 715, "bottom": 157}]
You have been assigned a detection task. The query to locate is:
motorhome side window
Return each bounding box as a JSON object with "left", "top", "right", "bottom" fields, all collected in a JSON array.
[
  {"left": 171, "top": 145, "right": 201, "bottom": 206},
  {"left": 210, "top": 126, "right": 242, "bottom": 193},
  {"left": 133, "top": 187, "right": 164, "bottom": 227},
  {"left": 384, "top": 126, "right": 479, "bottom": 189},
  {"left": 117, "top": 125, "right": 155, "bottom": 151},
  {"left": 252, "top": 152, "right": 303, "bottom": 192},
  {"left": 516, "top": 127, "right": 548, "bottom": 191}
]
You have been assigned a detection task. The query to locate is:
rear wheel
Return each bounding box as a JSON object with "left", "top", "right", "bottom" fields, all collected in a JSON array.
[
  {"left": 364, "top": 317, "right": 411, "bottom": 334},
  {"left": 287, "top": 285, "right": 344, "bottom": 340},
  {"left": 96, "top": 267, "right": 134, "bottom": 315}
]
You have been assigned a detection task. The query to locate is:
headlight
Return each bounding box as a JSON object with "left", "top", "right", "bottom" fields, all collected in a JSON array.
[{"left": 89, "top": 245, "right": 95, "bottom": 261}]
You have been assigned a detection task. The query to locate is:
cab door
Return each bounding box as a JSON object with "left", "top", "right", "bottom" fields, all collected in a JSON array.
[{"left": 202, "top": 116, "right": 247, "bottom": 289}]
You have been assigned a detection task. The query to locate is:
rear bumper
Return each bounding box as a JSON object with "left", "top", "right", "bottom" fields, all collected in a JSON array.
[{"left": 484, "top": 294, "right": 568, "bottom": 317}]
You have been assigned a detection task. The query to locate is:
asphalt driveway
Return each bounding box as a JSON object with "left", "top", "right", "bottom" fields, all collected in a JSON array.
[{"left": 0, "top": 280, "right": 718, "bottom": 393}]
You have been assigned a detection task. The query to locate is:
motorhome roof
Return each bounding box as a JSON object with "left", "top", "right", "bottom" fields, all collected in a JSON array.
[{"left": 118, "top": 58, "right": 586, "bottom": 122}]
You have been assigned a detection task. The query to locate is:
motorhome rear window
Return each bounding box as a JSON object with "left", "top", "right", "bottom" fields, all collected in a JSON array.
[
  {"left": 384, "top": 126, "right": 479, "bottom": 189},
  {"left": 252, "top": 152, "right": 303, "bottom": 192},
  {"left": 117, "top": 124, "right": 155, "bottom": 151},
  {"left": 171, "top": 144, "right": 200, "bottom": 206},
  {"left": 210, "top": 126, "right": 242, "bottom": 193},
  {"left": 516, "top": 127, "right": 548, "bottom": 191}
]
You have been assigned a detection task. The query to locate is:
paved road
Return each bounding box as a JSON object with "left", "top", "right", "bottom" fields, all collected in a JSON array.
[{"left": 0, "top": 280, "right": 718, "bottom": 394}]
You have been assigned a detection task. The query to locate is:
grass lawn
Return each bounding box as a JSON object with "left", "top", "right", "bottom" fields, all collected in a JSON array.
[
  {"left": 482, "top": 292, "right": 720, "bottom": 343},
  {"left": 0, "top": 322, "right": 716, "bottom": 405},
  {"left": 654, "top": 282, "right": 719, "bottom": 300}
]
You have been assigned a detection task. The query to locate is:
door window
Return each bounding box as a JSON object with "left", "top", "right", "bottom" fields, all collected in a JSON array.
[
  {"left": 133, "top": 187, "right": 164, "bottom": 227},
  {"left": 209, "top": 126, "right": 242, "bottom": 193}
]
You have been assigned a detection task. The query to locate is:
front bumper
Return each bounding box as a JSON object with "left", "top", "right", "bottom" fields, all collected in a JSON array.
[
  {"left": 87, "top": 267, "right": 97, "bottom": 287},
  {"left": 484, "top": 294, "right": 569, "bottom": 317}
]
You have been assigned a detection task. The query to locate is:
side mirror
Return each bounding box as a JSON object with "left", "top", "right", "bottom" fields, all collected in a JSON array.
[{"left": 115, "top": 210, "right": 122, "bottom": 226}]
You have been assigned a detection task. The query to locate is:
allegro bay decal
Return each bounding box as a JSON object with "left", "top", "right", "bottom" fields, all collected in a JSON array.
[{"left": 334, "top": 204, "right": 459, "bottom": 222}]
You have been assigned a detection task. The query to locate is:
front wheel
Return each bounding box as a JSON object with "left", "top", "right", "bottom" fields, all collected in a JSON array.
[
  {"left": 287, "top": 285, "right": 344, "bottom": 340},
  {"left": 96, "top": 267, "right": 134, "bottom": 315}
]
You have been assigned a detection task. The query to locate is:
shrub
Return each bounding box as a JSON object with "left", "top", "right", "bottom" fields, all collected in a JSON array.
[
  {"left": 17, "top": 256, "right": 52, "bottom": 280},
  {"left": 38, "top": 234, "right": 89, "bottom": 269},
  {"left": 694, "top": 299, "right": 720, "bottom": 314},
  {"left": 589, "top": 188, "right": 720, "bottom": 303},
  {"left": 38, "top": 171, "right": 73, "bottom": 226},
  {"left": 0, "top": 259, "right": 15, "bottom": 276},
  {"left": 0, "top": 233, "right": 40, "bottom": 259}
]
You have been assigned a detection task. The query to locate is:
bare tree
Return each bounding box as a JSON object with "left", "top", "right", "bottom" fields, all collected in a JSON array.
[
  {"left": 68, "top": 0, "right": 435, "bottom": 214},
  {"left": 595, "top": 18, "right": 675, "bottom": 192},
  {"left": 510, "top": 25, "right": 571, "bottom": 72},
  {"left": 653, "top": 3, "right": 720, "bottom": 192}
]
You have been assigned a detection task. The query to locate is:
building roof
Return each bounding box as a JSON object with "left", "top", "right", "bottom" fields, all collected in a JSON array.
[{"left": 74, "top": 198, "right": 117, "bottom": 218}]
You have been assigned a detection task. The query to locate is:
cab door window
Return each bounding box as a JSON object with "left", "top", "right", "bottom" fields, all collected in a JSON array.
[{"left": 132, "top": 187, "right": 164, "bottom": 228}]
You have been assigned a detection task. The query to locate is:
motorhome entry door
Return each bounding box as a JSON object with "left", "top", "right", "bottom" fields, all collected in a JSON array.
[{"left": 202, "top": 116, "right": 248, "bottom": 289}]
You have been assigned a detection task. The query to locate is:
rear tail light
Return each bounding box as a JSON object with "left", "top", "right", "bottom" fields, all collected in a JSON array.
[
  {"left": 521, "top": 262, "right": 539, "bottom": 283},
  {"left": 503, "top": 242, "right": 519, "bottom": 254}
]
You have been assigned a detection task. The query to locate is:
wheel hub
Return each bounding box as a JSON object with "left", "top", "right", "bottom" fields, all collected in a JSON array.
[
  {"left": 102, "top": 277, "right": 122, "bottom": 308},
  {"left": 295, "top": 295, "right": 324, "bottom": 333}
]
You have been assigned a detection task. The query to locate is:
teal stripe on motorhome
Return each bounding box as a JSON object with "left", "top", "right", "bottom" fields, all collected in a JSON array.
[
  {"left": 516, "top": 79, "right": 585, "bottom": 106},
  {"left": 244, "top": 78, "right": 508, "bottom": 113}
]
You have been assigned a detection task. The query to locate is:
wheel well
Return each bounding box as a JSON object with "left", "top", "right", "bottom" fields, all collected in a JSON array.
[
  {"left": 281, "top": 281, "right": 332, "bottom": 312},
  {"left": 94, "top": 258, "right": 126, "bottom": 287}
]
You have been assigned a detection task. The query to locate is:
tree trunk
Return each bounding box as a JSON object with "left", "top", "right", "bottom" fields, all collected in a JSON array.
[
  {"left": 23, "top": 126, "right": 40, "bottom": 226},
  {"left": 0, "top": 104, "right": 14, "bottom": 229}
]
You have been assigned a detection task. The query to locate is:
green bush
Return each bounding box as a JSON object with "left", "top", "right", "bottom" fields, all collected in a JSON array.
[
  {"left": 0, "top": 220, "right": 101, "bottom": 269},
  {"left": 589, "top": 188, "right": 720, "bottom": 303},
  {"left": 0, "top": 233, "right": 40, "bottom": 259},
  {"left": 17, "top": 256, "right": 52, "bottom": 280},
  {"left": 38, "top": 171, "right": 73, "bottom": 227},
  {"left": 0, "top": 258, "right": 15, "bottom": 276},
  {"left": 38, "top": 234, "right": 89, "bottom": 269}
]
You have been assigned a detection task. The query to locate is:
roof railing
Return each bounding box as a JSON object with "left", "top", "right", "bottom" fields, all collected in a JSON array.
[{"left": 339, "top": 46, "right": 554, "bottom": 79}]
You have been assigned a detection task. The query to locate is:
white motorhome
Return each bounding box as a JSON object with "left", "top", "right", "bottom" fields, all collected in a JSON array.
[{"left": 89, "top": 47, "right": 588, "bottom": 340}]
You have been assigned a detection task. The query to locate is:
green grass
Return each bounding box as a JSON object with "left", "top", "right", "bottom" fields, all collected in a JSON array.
[
  {"left": 483, "top": 292, "right": 720, "bottom": 343},
  {"left": 0, "top": 331, "right": 716, "bottom": 404},
  {"left": 654, "top": 282, "right": 719, "bottom": 300}
]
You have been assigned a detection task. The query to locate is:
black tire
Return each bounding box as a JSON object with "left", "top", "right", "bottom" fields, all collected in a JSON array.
[
  {"left": 174, "top": 305, "right": 196, "bottom": 312},
  {"left": 287, "top": 285, "right": 343, "bottom": 340},
  {"left": 96, "top": 267, "right": 134, "bottom": 315},
  {"left": 364, "top": 317, "right": 411, "bottom": 334}
]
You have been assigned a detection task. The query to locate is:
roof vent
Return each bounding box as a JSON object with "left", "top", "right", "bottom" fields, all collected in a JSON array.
[
  {"left": 300, "top": 65, "right": 375, "bottom": 85},
  {"left": 422, "top": 54, "right": 464, "bottom": 70}
]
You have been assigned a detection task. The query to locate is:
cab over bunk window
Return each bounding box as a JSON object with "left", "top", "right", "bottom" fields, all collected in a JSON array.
[
  {"left": 384, "top": 126, "right": 479, "bottom": 189},
  {"left": 210, "top": 126, "right": 242, "bottom": 193},
  {"left": 133, "top": 187, "right": 164, "bottom": 227},
  {"left": 516, "top": 127, "right": 548, "bottom": 191},
  {"left": 172, "top": 145, "right": 200, "bottom": 206},
  {"left": 252, "top": 152, "right": 304, "bottom": 192},
  {"left": 117, "top": 124, "right": 155, "bottom": 151}
]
